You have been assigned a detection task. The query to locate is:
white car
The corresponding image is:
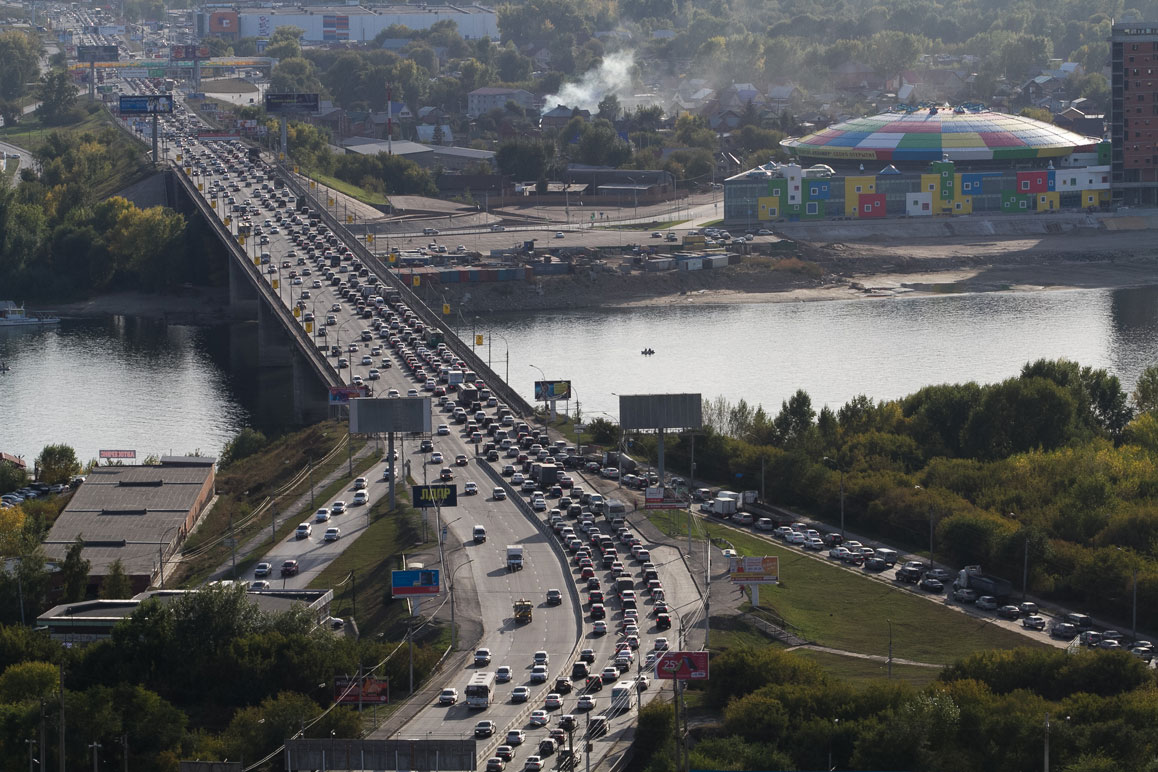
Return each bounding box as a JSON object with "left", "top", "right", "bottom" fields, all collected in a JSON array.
[
  {"left": 577, "top": 695, "right": 596, "bottom": 711},
  {"left": 439, "top": 688, "right": 458, "bottom": 705},
  {"left": 464, "top": 482, "right": 479, "bottom": 495},
  {"left": 353, "top": 491, "right": 368, "bottom": 505},
  {"left": 314, "top": 509, "right": 331, "bottom": 523},
  {"left": 430, "top": 451, "right": 444, "bottom": 464},
  {"left": 331, "top": 501, "right": 347, "bottom": 514},
  {"left": 496, "top": 665, "right": 513, "bottom": 682},
  {"left": 529, "top": 710, "right": 549, "bottom": 727},
  {"left": 324, "top": 527, "right": 341, "bottom": 541},
  {"left": 437, "top": 423, "right": 450, "bottom": 435},
  {"left": 506, "top": 729, "right": 526, "bottom": 746}
]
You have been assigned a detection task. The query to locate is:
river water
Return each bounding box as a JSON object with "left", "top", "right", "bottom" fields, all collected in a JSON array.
[{"left": 4, "top": 286, "right": 1158, "bottom": 463}]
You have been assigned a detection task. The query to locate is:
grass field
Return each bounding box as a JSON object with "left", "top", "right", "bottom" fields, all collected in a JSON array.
[
  {"left": 200, "top": 78, "right": 258, "bottom": 94},
  {"left": 648, "top": 510, "right": 1046, "bottom": 666},
  {"left": 792, "top": 648, "right": 943, "bottom": 688},
  {"left": 309, "top": 495, "right": 428, "bottom": 638},
  {"left": 311, "top": 171, "right": 391, "bottom": 207}
]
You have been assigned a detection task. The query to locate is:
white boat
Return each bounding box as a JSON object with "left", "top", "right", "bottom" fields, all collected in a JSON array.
[{"left": 0, "top": 301, "right": 60, "bottom": 326}]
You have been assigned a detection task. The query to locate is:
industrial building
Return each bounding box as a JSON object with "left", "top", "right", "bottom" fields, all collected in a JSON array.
[
  {"left": 42, "top": 457, "right": 217, "bottom": 593},
  {"left": 1111, "top": 21, "right": 1158, "bottom": 206},
  {"left": 725, "top": 106, "right": 1111, "bottom": 224},
  {"left": 198, "top": 5, "right": 499, "bottom": 43}
]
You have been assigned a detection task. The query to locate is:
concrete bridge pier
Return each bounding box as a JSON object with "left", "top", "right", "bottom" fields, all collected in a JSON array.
[
  {"left": 256, "top": 300, "right": 330, "bottom": 425},
  {"left": 228, "top": 258, "right": 260, "bottom": 318}
]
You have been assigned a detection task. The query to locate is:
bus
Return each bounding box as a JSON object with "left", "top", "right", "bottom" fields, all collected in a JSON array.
[{"left": 465, "top": 672, "right": 495, "bottom": 709}]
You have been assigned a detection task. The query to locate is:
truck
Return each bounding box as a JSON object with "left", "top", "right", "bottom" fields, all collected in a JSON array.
[
  {"left": 506, "top": 545, "right": 524, "bottom": 571},
  {"left": 447, "top": 369, "right": 464, "bottom": 387},
  {"left": 615, "top": 576, "right": 634, "bottom": 596},
  {"left": 953, "top": 565, "right": 1013, "bottom": 599},
  {"left": 513, "top": 598, "right": 533, "bottom": 623},
  {"left": 458, "top": 384, "right": 479, "bottom": 407},
  {"left": 538, "top": 464, "right": 561, "bottom": 487},
  {"left": 601, "top": 451, "right": 638, "bottom": 475},
  {"left": 700, "top": 497, "right": 737, "bottom": 516}
]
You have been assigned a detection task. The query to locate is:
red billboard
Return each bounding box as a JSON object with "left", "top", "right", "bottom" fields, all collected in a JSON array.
[
  {"left": 335, "top": 675, "right": 388, "bottom": 704},
  {"left": 99, "top": 449, "right": 136, "bottom": 459},
  {"left": 655, "top": 651, "right": 709, "bottom": 680},
  {"left": 208, "top": 10, "right": 238, "bottom": 35}
]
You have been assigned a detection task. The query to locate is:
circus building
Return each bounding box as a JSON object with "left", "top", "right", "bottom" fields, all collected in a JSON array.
[{"left": 724, "top": 105, "right": 1112, "bottom": 225}]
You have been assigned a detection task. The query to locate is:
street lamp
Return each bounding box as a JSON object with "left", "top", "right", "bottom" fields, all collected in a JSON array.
[
  {"left": 824, "top": 456, "right": 845, "bottom": 538},
  {"left": 448, "top": 558, "right": 475, "bottom": 652},
  {"left": 1115, "top": 547, "right": 1139, "bottom": 640},
  {"left": 914, "top": 484, "right": 936, "bottom": 568}
]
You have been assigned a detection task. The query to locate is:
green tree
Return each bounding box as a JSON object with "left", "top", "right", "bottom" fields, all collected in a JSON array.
[
  {"left": 496, "top": 44, "right": 532, "bottom": 82},
  {"left": 0, "top": 660, "right": 58, "bottom": 703},
  {"left": 0, "top": 463, "right": 27, "bottom": 495},
  {"left": 34, "top": 443, "right": 80, "bottom": 485},
  {"left": 60, "top": 536, "right": 90, "bottom": 602},
  {"left": 220, "top": 428, "right": 268, "bottom": 468},
  {"left": 99, "top": 559, "right": 133, "bottom": 600},
  {"left": 586, "top": 417, "right": 620, "bottom": 446},
  {"left": 1020, "top": 106, "right": 1054, "bottom": 123},
  {"left": 597, "top": 93, "right": 621, "bottom": 122},
  {"left": 772, "top": 389, "right": 816, "bottom": 449},
  {"left": 0, "top": 30, "right": 41, "bottom": 101},
  {"left": 33, "top": 69, "right": 78, "bottom": 125},
  {"left": 1132, "top": 365, "right": 1158, "bottom": 414}
]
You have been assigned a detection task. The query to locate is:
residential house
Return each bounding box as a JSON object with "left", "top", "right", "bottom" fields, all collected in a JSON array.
[
  {"left": 767, "top": 84, "right": 802, "bottom": 111},
  {"left": 541, "top": 105, "right": 589, "bottom": 130},
  {"left": 467, "top": 87, "right": 535, "bottom": 117},
  {"left": 417, "top": 106, "right": 448, "bottom": 125}
]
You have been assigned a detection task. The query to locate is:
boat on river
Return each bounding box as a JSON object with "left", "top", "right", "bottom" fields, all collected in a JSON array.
[{"left": 0, "top": 301, "right": 60, "bottom": 327}]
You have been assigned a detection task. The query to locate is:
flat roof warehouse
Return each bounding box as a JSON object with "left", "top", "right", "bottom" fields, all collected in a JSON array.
[{"left": 42, "top": 457, "right": 217, "bottom": 593}]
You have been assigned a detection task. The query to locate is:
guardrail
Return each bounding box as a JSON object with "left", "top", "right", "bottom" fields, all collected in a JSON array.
[
  {"left": 275, "top": 166, "right": 536, "bottom": 418},
  {"left": 170, "top": 166, "right": 340, "bottom": 389}
]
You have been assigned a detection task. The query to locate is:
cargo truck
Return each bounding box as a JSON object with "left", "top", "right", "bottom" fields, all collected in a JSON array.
[
  {"left": 953, "top": 565, "right": 1013, "bottom": 599},
  {"left": 458, "top": 384, "right": 479, "bottom": 407},
  {"left": 506, "top": 545, "right": 524, "bottom": 571},
  {"left": 700, "top": 497, "right": 737, "bottom": 516},
  {"left": 538, "top": 464, "right": 561, "bottom": 486}
]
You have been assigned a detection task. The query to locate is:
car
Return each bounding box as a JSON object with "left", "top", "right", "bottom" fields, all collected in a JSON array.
[
  {"left": 601, "top": 666, "right": 618, "bottom": 683},
  {"left": 496, "top": 665, "right": 513, "bottom": 682},
  {"left": 495, "top": 746, "right": 515, "bottom": 762},
  {"left": 530, "top": 665, "right": 549, "bottom": 683},
  {"left": 577, "top": 695, "right": 597, "bottom": 711},
  {"left": 430, "top": 451, "right": 444, "bottom": 464},
  {"left": 280, "top": 559, "right": 299, "bottom": 576},
  {"left": 295, "top": 523, "right": 312, "bottom": 539},
  {"left": 254, "top": 562, "right": 272, "bottom": 578},
  {"left": 555, "top": 231, "right": 565, "bottom": 239},
  {"left": 523, "top": 756, "right": 543, "bottom": 772},
  {"left": 925, "top": 568, "right": 955, "bottom": 583},
  {"left": 507, "top": 729, "right": 526, "bottom": 746},
  {"left": 529, "top": 710, "right": 550, "bottom": 727},
  {"left": 1019, "top": 602, "right": 1039, "bottom": 616},
  {"left": 512, "top": 686, "right": 531, "bottom": 702},
  {"left": 331, "top": 501, "right": 347, "bottom": 514},
  {"left": 475, "top": 648, "right": 492, "bottom": 665},
  {"left": 919, "top": 577, "right": 944, "bottom": 593},
  {"left": 592, "top": 621, "right": 608, "bottom": 635},
  {"left": 250, "top": 580, "right": 271, "bottom": 590},
  {"left": 352, "top": 491, "right": 368, "bottom": 505},
  {"left": 475, "top": 721, "right": 497, "bottom": 738},
  {"left": 654, "top": 637, "right": 670, "bottom": 650},
  {"left": 997, "top": 605, "right": 1022, "bottom": 620},
  {"left": 953, "top": 588, "right": 978, "bottom": 603},
  {"left": 976, "top": 595, "right": 999, "bottom": 611},
  {"left": 439, "top": 688, "right": 458, "bottom": 705},
  {"left": 559, "top": 714, "right": 578, "bottom": 731},
  {"left": 1050, "top": 622, "right": 1077, "bottom": 639},
  {"left": 437, "top": 423, "right": 450, "bottom": 435},
  {"left": 494, "top": 487, "right": 507, "bottom": 500},
  {"left": 534, "top": 650, "right": 550, "bottom": 666},
  {"left": 324, "top": 527, "right": 341, "bottom": 541},
  {"left": 579, "top": 648, "right": 596, "bottom": 663},
  {"left": 554, "top": 676, "right": 573, "bottom": 694},
  {"left": 486, "top": 758, "right": 505, "bottom": 772},
  {"left": 464, "top": 482, "right": 479, "bottom": 495},
  {"left": 1023, "top": 615, "right": 1047, "bottom": 630},
  {"left": 547, "top": 588, "right": 562, "bottom": 605},
  {"left": 440, "top": 468, "right": 454, "bottom": 481}
]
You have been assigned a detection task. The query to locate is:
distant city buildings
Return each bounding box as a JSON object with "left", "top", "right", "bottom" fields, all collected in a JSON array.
[{"left": 1110, "top": 22, "right": 1158, "bottom": 206}]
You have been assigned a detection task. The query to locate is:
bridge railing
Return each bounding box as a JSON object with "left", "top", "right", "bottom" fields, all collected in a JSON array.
[
  {"left": 170, "top": 165, "right": 341, "bottom": 389},
  {"left": 277, "top": 166, "right": 536, "bottom": 418}
]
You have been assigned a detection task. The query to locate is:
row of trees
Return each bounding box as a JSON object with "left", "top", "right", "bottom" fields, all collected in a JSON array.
[
  {"left": 634, "top": 644, "right": 1158, "bottom": 772},
  {"left": 626, "top": 359, "right": 1158, "bottom": 632},
  {"left": 0, "top": 584, "right": 447, "bottom": 769}
]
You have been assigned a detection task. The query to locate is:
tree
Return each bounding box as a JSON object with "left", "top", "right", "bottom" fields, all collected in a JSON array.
[
  {"left": 0, "top": 30, "right": 41, "bottom": 101},
  {"left": 496, "top": 44, "right": 531, "bottom": 82},
  {"left": 100, "top": 559, "right": 133, "bottom": 599},
  {"left": 597, "top": 93, "right": 621, "bottom": 122},
  {"left": 1019, "top": 106, "right": 1054, "bottom": 124},
  {"left": 586, "top": 417, "right": 620, "bottom": 446},
  {"left": 60, "top": 536, "right": 90, "bottom": 602},
  {"left": 1133, "top": 365, "right": 1158, "bottom": 414},
  {"left": 0, "top": 462, "right": 27, "bottom": 495},
  {"left": 772, "top": 389, "right": 816, "bottom": 449},
  {"left": 0, "top": 505, "right": 25, "bottom": 557},
  {"left": 220, "top": 428, "right": 268, "bottom": 468},
  {"left": 866, "top": 31, "right": 925, "bottom": 85},
  {"left": 33, "top": 69, "right": 78, "bottom": 125},
  {"left": 34, "top": 443, "right": 80, "bottom": 485}
]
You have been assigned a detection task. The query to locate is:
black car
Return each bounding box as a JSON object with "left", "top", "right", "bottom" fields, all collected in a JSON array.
[
  {"left": 655, "top": 613, "right": 672, "bottom": 630},
  {"left": 919, "top": 577, "right": 944, "bottom": 593},
  {"left": 864, "top": 557, "right": 887, "bottom": 572},
  {"left": 895, "top": 566, "right": 922, "bottom": 584},
  {"left": 554, "top": 677, "right": 573, "bottom": 694}
]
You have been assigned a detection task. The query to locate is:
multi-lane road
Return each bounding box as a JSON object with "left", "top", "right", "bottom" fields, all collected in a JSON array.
[{"left": 119, "top": 83, "right": 700, "bottom": 770}]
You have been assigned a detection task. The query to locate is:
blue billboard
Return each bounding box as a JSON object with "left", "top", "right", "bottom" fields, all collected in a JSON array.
[
  {"left": 119, "top": 94, "right": 174, "bottom": 114},
  {"left": 391, "top": 569, "right": 440, "bottom": 598}
]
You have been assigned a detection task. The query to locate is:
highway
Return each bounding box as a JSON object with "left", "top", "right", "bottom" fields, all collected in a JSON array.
[{"left": 109, "top": 81, "right": 703, "bottom": 770}]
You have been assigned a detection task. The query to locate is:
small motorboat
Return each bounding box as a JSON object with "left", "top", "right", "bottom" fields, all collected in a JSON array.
[{"left": 641, "top": 348, "right": 655, "bottom": 356}]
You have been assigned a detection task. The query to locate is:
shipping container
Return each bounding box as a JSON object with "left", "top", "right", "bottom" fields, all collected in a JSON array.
[{"left": 679, "top": 258, "right": 703, "bottom": 271}]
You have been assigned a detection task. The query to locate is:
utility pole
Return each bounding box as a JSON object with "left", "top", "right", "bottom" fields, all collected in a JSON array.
[
  {"left": 58, "top": 659, "right": 65, "bottom": 772},
  {"left": 887, "top": 619, "right": 893, "bottom": 679},
  {"left": 88, "top": 741, "right": 100, "bottom": 772}
]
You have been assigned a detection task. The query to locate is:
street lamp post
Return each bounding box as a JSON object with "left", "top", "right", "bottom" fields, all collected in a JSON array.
[
  {"left": 1116, "top": 547, "right": 1139, "bottom": 640},
  {"left": 824, "top": 456, "right": 845, "bottom": 538},
  {"left": 448, "top": 558, "right": 475, "bottom": 652}
]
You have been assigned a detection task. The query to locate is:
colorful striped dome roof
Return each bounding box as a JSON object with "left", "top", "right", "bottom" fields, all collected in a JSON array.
[{"left": 781, "top": 107, "right": 1099, "bottom": 162}]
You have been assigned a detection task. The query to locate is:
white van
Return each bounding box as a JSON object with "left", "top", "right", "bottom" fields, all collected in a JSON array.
[{"left": 875, "top": 548, "right": 899, "bottom": 566}]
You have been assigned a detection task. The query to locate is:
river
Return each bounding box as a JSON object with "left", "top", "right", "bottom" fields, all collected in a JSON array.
[{"left": 4, "top": 286, "right": 1158, "bottom": 464}]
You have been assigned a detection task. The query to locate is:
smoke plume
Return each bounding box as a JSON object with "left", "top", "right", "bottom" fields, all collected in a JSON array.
[{"left": 541, "top": 50, "right": 636, "bottom": 114}]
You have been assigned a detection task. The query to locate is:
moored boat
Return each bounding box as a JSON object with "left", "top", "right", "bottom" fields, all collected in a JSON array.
[{"left": 0, "top": 301, "right": 60, "bottom": 327}]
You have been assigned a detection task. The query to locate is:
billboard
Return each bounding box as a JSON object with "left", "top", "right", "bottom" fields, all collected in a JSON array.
[
  {"left": 99, "top": 449, "right": 137, "bottom": 460},
  {"left": 533, "top": 380, "right": 571, "bottom": 401},
  {"left": 171, "top": 44, "right": 210, "bottom": 60},
  {"left": 391, "top": 569, "right": 440, "bottom": 597},
  {"left": 119, "top": 94, "right": 174, "bottom": 114},
  {"left": 411, "top": 484, "right": 457, "bottom": 508},
  {"left": 349, "top": 397, "right": 431, "bottom": 433},
  {"left": 619, "top": 393, "right": 703, "bottom": 431},
  {"left": 284, "top": 739, "right": 476, "bottom": 771},
  {"left": 655, "top": 651, "right": 709, "bottom": 680},
  {"left": 729, "top": 555, "right": 779, "bottom": 584},
  {"left": 77, "top": 44, "right": 119, "bottom": 62},
  {"left": 329, "top": 385, "right": 371, "bottom": 405},
  {"left": 208, "top": 10, "right": 239, "bottom": 35},
  {"left": 645, "top": 486, "right": 684, "bottom": 509},
  {"left": 265, "top": 92, "right": 320, "bottom": 114},
  {"left": 335, "top": 674, "right": 388, "bottom": 704}
]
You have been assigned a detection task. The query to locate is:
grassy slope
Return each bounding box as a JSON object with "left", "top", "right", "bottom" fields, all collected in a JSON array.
[
  {"left": 648, "top": 510, "right": 1045, "bottom": 666},
  {"left": 310, "top": 171, "right": 391, "bottom": 207}
]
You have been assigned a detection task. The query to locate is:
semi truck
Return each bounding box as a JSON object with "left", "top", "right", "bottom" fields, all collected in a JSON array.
[
  {"left": 506, "top": 545, "right": 524, "bottom": 571},
  {"left": 953, "top": 565, "right": 1013, "bottom": 599},
  {"left": 601, "top": 451, "right": 638, "bottom": 475},
  {"left": 513, "top": 598, "right": 533, "bottom": 623}
]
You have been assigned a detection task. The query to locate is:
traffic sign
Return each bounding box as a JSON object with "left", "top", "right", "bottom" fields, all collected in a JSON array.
[{"left": 412, "top": 484, "right": 457, "bottom": 508}]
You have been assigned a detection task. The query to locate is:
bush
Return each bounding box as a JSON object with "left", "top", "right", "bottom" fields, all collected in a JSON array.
[{"left": 219, "top": 428, "right": 268, "bottom": 467}]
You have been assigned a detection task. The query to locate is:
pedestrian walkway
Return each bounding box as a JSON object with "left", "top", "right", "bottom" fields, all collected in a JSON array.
[{"left": 787, "top": 643, "right": 941, "bottom": 669}]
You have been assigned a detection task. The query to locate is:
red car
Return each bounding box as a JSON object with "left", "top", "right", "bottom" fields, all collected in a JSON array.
[
  {"left": 280, "top": 559, "right": 300, "bottom": 576},
  {"left": 580, "top": 567, "right": 595, "bottom": 580}
]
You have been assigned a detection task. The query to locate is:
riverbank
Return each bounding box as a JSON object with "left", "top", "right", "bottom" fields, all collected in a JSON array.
[{"left": 44, "top": 286, "right": 231, "bottom": 323}]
